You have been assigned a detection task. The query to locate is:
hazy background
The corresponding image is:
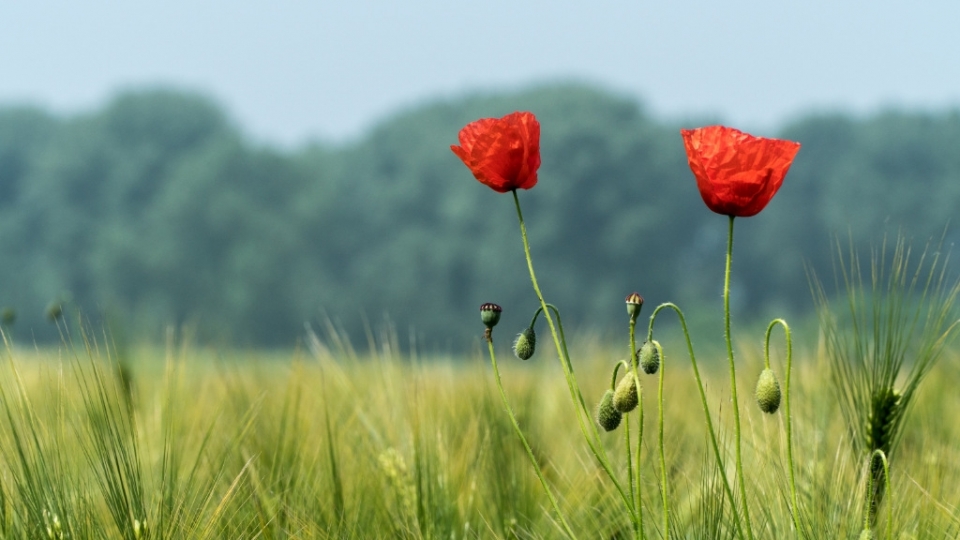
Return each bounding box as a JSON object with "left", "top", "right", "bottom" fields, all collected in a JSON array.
[
  {"left": 1, "top": 1, "right": 959, "bottom": 349},
  {"left": 3, "top": 1, "right": 959, "bottom": 145}
]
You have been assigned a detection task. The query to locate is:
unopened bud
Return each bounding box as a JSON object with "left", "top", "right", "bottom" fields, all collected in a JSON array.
[
  {"left": 625, "top": 292, "right": 644, "bottom": 320},
  {"left": 755, "top": 368, "right": 782, "bottom": 414},
  {"left": 638, "top": 340, "right": 660, "bottom": 374},
  {"left": 596, "top": 390, "right": 622, "bottom": 431},
  {"left": 513, "top": 327, "right": 536, "bottom": 360},
  {"left": 613, "top": 375, "right": 639, "bottom": 413}
]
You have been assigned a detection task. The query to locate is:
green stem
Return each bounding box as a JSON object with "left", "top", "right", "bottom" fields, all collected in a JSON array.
[
  {"left": 486, "top": 337, "right": 577, "bottom": 539},
  {"left": 511, "top": 190, "right": 637, "bottom": 523},
  {"left": 723, "top": 215, "right": 754, "bottom": 540},
  {"left": 655, "top": 341, "right": 668, "bottom": 539},
  {"left": 648, "top": 302, "right": 745, "bottom": 540},
  {"left": 864, "top": 449, "right": 892, "bottom": 534},
  {"left": 628, "top": 316, "right": 646, "bottom": 540},
  {"left": 765, "top": 319, "right": 799, "bottom": 534}
]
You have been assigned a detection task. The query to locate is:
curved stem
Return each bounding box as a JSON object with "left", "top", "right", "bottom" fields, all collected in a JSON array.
[
  {"left": 765, "top": 319, "right": 799, "bottom": 535},
  {"left": 528, "top": 306, "right": 545, "bottom": 329},
  {"left": 648, "top": 302, "right": 745, "bottom": 540},
  {"left": 511, "top": 191, "right": 637, "bottom": 522},
  {"left": 723, "top": 215, "right": 754, "bottom": 540},
  {"left": 486, "top": 338, "right": 577, "bottom": 539}
]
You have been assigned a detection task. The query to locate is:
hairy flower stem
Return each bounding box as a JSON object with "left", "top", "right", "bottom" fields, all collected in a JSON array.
[
  {"left": 486, "top": 338, "right": 578, "bottom": 539},
  {"left": 654, "top": 341, "right": 668, "bottom": 538},
  {"left": 765, "top": 319, "right": 799, "bottom": 533},
  {"left": 648, "top": 303, "right": 745, "bottom": 540},
  {"left": 724, "top": 216, "right": 755, "bottom": 540},
  {"left": 627, "top": 316, "right": 647, "bottom": 540},
  {"left": 510, "top": 190, "right": 638, "bottom": 523}
]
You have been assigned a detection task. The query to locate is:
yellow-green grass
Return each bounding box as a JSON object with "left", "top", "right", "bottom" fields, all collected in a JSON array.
[{"left": 0, "top": 329, "right": 959, "bottom": 539}]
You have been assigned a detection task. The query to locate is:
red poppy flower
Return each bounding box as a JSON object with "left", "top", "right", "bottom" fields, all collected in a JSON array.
[
  {"left": 451, "top": 111, "right": 541, "bottom": 193},
  {"left": 681, "top": 126, "right": 800, "bottom": 217}
]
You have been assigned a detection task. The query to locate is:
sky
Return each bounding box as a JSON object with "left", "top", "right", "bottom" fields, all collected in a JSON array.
[{"left": 2, "top": 1, "right": 959, "bottom": 147}]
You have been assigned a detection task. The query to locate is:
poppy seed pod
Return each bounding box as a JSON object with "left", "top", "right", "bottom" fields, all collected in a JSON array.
[
  {"left": 625, "top": 292, "right": 644, "bottom": 320},
  {"left": 513, "top": 327, "right": 536, "bottom": 360},
  {"left": 480, "top": 303, "right": 502, "bottom": 329},
  {"left": 613, "top": 375, "right": 639, "bottom": 413},
  {"left": 596, "top": 390, "right": 622, "bottom": 431},
  {"left": 638, "top": 340, "right": 661, "bottom": 374},
  {"left": 755, "top": 368, "right": 782, "bottom": 414}
]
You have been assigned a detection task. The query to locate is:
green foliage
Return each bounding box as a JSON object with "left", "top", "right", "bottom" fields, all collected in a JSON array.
[
  {"left": 1, "top": 329, "right": 959, "bottom": 537},
  {"left": 812, "top": 235, "right": 960, "bottom": 527},
  {"left": 2, "top": 86, "right": 960, "bottom": 346}
]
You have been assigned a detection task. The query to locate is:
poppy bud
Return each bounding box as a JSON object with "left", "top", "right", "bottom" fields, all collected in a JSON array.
[
  {"left": 1, "top": 307, "right": 15, "bottom": 326},
  {"left": 638, "top": 340, "right": 660, "bottom": 374},
  {"left": 858, "top": 529, "right": 874, "bottom": 540},
  {"left": 480, "top": 303, "right": 502, "bottom": 329},
  {"left": 613, "top": 375, "right": 638, "bottom": 413},
  {"left": 513, "top": 327, "right": 536, "bottom": 360},
  {"left": 596, "top": 390, "right": 622, "bottom": 431},
  {"left": 625, "top": 292, "right": 644, "bottom": 320},
  {"left": 755, "top": 368, "right": 782, "bottom": 414}
]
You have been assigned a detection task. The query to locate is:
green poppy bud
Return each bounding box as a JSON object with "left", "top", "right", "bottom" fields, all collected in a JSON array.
[
  {"left": 596, "top": 390, "right": 622, "bottom": 431},
  {"left": 638, "top": 340, "right": 660, "bottom": 374},
  {"left": 625, "top": 292, "right": 644, "bottom": 320},
  {"left": 755, "top": 368, "right": 782, "bottom": 414},
  {"left": 480, "top": 303, "right": 502, "bottom": 329},
  {"left": 1, "top": 307, "right": 15, "bottom": 326},
  {"left": 613, "top": 375, "right": 639, "bottom": 413},
  {"left": 858, "top": 529, "right": 875, "bottom": 540},
  {"left": 513, "top": 326, "right": 536, "bottom": 360}
]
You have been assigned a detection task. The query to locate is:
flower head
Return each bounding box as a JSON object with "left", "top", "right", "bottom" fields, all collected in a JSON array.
[
  {"left": 681, "top": 126, "right": 800, "bottom": 217},
  {"left": 451, "top": 111, "right": 541, "bottom": 193},
  {"left": 625, "top": 292, "right": 644, "bottom": 320},
  {"left": 480, "top": 303, "right": 502, "bottom": 329}
]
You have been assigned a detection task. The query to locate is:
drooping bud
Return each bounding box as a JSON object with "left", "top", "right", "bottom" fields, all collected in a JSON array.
[
  {"left": 596, "top": 390, "right": 622, "bottom": 431},
  {"left": 638, "top": 340, "right": 661, "bottom": 374},
  {"left": 755, "top": 368, "right": 782, "bottom": 414},
  {"left": 858, "top": 529, "right": 875, "bottom": 540},
  {"left": 625, "top": 292, "right": 644, "bottom": 320},
  {"left": 480, "top": 303, "right": 502, "bottom": 328},
  {"left": 613, "top": 375, "right": 639, "bottom": 413},
  {"left": 513, "top": 327, "right": 536, "bottom": 360}
]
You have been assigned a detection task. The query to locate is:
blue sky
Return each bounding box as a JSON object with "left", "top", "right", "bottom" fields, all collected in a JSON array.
[{"left": 2, "top": 1, "right": 958, "bottom": 146}]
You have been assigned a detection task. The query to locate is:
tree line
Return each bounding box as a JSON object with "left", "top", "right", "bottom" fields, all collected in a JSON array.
[{"left": 1, "top": 84, "right": 958, "bottom": 348}]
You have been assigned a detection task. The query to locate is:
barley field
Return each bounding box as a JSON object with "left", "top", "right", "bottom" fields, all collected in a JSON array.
[{"left": 1, "top": 317, "right": 958, "bottom": 540}]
